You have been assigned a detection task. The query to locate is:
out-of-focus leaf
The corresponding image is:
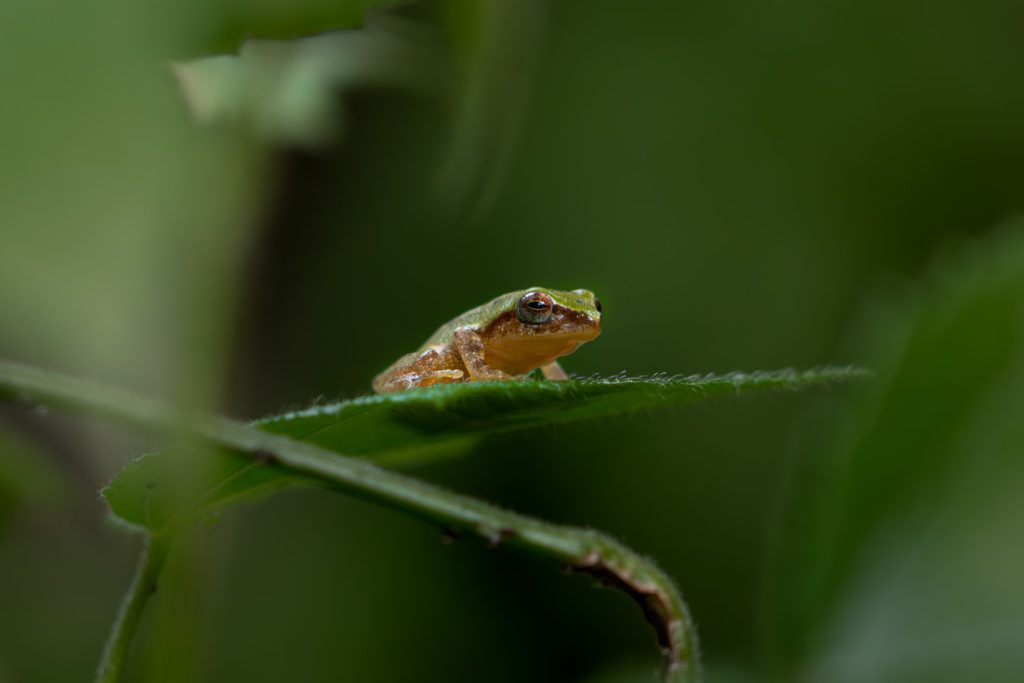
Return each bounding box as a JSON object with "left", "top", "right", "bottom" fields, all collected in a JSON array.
[
  {"left": 433, "top": 0, "right": 546, "bottom": 217},
  {"left": 180, "top": 0, "right": 409, "bottom": 55},
  {"left": 175, "top": 13, "right": 441, "bottom": 146},
  {"left": 100, "top": 448, "right": 301, "bottom": 535},
  {"left": 102, "top": 368, "right": 864, "bottom": 533},
  {"left": 0, "top": 0, "right": 262, "bottom": 417},
  {"left": 0, "top": 423, "right": 69, "bottom": 520},
  {"left": 767, "top": 221, "right": 1024, "bottom": 681},
  {"left": 177, "top": 0, "right": 547, "bottom": 215}
]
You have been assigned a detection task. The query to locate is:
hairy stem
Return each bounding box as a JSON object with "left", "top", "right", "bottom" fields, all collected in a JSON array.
[
  {"left": 96, "top": 535, "right": 170, "bottom": 683},
  {"left": 0, "top": 359, "right": 699, "bottom": 681}
]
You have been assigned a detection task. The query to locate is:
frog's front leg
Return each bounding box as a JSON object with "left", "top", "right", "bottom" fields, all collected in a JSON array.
[
  {"left": 540, "top": 361, "right": 569, "bottom": 381},
  {"left": 452, "top": 328, "right": 515, "bottom": 381}
]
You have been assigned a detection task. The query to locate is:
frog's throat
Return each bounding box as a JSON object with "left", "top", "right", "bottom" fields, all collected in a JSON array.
[{"left": 482, "top": 335, "right": 590, "bottom": 375}]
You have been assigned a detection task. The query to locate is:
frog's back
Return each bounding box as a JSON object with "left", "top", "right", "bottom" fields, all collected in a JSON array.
[{"left": 419, "top": 289, "right": 526, "bottom": 349}]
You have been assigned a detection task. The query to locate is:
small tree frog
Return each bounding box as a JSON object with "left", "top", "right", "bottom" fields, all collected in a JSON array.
[{"left": 373, "top": 287, "right": 602, "bottom": 394}]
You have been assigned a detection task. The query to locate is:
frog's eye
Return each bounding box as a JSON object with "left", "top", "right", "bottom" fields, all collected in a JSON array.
[
  {"left": 594, "top": 298, "right": 602, "bottom": 314},
  {"left": 516, "top": 292, "right": 554, "bottom": 324}
]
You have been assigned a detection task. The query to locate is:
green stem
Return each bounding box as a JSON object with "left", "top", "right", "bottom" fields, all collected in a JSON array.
[
  {"left": 1, "top": 359, "right": 699, "bottom": 681},
  {"left": 96, "top": 535, "right": 170, "bottom": 683},
  {"left": 146, "top": 528, "right": 205, "bottom": 683}
]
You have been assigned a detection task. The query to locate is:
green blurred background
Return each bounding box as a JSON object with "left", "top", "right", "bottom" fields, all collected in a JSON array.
[{"left": 2, "top": 0, "right": 1024, "bottom": 681}]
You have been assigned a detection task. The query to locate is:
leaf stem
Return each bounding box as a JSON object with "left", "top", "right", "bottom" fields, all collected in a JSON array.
[
  {"left": 1, "top": 358, "right": 699, "bottom": 681},
  {"left": 95, "top": 535, "right": 170, "bottom": 683}
]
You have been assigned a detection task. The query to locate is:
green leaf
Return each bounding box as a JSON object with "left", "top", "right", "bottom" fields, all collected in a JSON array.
[
  {"left": 100, "top": 448, "right": 303, "bottom": 535},
  {"left": 0, "top": 421, "right": 69, "bottom": 523},
  {"left": 175, "top": 13, "right": 440, "bottom": 146},
  {"left": 259, "top": 368, "right": 866, "bottom": 461},
  {"left": 0, "top": 359, "right": 716, "bottom": 680},
  {"left": 102, "top": 368, "right": 864, "bottom": 534},
  {"left": 431, "top": 0, "right": 546, "bottom": 216},
  {"left": 182, "top": 0, "right": 409, "bottom": 55},
  {"left": 175, "top": 1, "right": 549, "bottom": 216},
  {"left": 767, "top": 221, "right": 1024, "bottom": 681}
]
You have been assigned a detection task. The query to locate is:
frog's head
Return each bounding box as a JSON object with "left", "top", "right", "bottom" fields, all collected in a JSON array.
[
  {"left": 512, "top": 287, "right": 602, "bottom": 340},
  {"left": 481, "top": 287, "right": 601, "bottom": 371}
]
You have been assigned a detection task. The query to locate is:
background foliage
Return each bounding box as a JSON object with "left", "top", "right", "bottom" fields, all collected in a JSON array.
[{"left": 2, "top": 0, "right": 1023, "bottom": 681}]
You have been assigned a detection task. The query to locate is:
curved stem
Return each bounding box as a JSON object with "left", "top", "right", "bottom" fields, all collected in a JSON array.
[{"left": 96, "top": 535, "right": 170, "bottom": 683}]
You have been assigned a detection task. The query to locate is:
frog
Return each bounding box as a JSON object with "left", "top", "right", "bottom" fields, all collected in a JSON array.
[{"left": 372, "top": 287, "right": 602, "bottom": 394}]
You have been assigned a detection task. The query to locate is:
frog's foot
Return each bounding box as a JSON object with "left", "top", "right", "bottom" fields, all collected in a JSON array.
[
  {"left": 540, "top": 361, "right": 569, "bottom": 381},
  {"left": 419, "top": 369, "right": 465, "bottom": 387},
  {"left": 377, "top": 369, "right": 464, "bottom": 394},
  {"left": 466, "top": 367, "right": 516, "bottom": 382}
]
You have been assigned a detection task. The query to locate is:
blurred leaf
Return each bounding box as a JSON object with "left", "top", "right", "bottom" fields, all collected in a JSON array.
[
  {"left": 0, "top": 0, "right": 263, "bottom": 417},
  {"left": 182, "top": 0, "right": 409, "bottom": 55},
  {"left": 0, "top": 420, "right": 70, "bottom": 545},
  {"left": 0, "top": 422, "right": 69, "bottom": 520},
  {"left": 175, "top": 13, "right": 441, "bottom": 146},
  {"left": 177, "top": 0, "right": 547, "bottom": 215},
  {"left": 102, "top": 368, "right": 864, "bottom": 534},
  {"left": 432, "top": 0, "right": 546, "bottom": 217},
  {"left": 767, "top": 221, "right": 1024, "bottom": 681},
  {"left": 100, "top": 449, "right": 299, "bottom": 536}
]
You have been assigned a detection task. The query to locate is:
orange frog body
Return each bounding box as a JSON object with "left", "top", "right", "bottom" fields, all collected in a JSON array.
[{"left": 372, "top": 287, "right": 602, "bottom": 394}]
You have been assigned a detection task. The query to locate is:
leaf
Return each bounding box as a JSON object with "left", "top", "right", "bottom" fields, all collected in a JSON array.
[
  {"left": 183, "top": 0, "right": 409, "bottom": 55},
  {"left": 0, "top": 359, "right": 716, "bottom": 680},
  {"left": 259, "top": 368, "right": 865, "bottom": 460},
  {"left": 766, "top": 221, "right": 1024, "bottom": 681},
  {"left": 175, "top": 12, "right": 441, "bottom": 146},
  {"left": 175, "top": 1, "right": 550, "bottom": 216},
  {"left": 100, "top": 448, "right": 304, "bottom": 535},
  {"left": 431, "top": 0, "right": 546, "bottom": 217},
  {"left": 0, "top": 421, "right": 69, "bottom": 521},
  {"left": 102, "top": 368, "right": 864, "bottom": 534}
]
